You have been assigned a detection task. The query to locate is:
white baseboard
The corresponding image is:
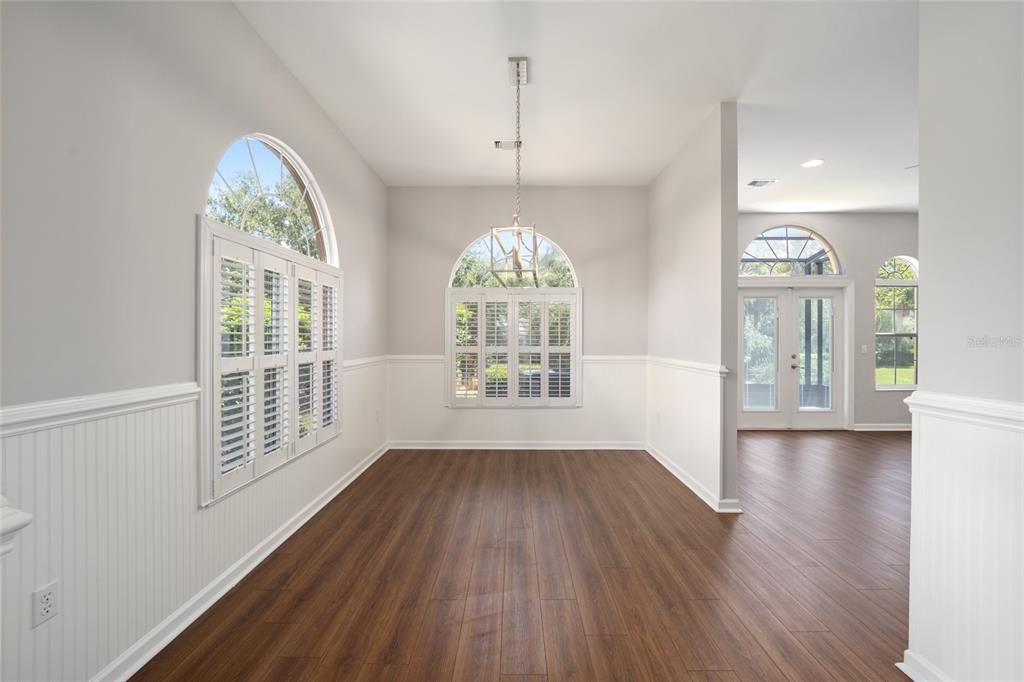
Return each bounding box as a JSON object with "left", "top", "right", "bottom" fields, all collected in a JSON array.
[
  {"left": 644, "top": 443, "right": 741, "bottom": 514},
  {"left": 387, "top": 440, "right": 647, "bottom": 450},
  {"left": 92, "top": 441, "right": 389, "bottom": 682},
  {"left": 716, "top": 497, "right": 743, "bottom": 513},
  {"left": 853, "top": 423, "right": 912, "bottom": 432},
  {"left": 897, "top": 650, "right": 951, "bottom": 681}
]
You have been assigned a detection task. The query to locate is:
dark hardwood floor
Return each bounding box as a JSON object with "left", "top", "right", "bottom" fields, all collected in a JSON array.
[{"left": 135, "top": 431, "right": 911, "bottom": 681}]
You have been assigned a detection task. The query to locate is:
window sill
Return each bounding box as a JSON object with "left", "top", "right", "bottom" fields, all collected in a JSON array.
[
  {"left": 446, "top": 403, "right": 582, "bottom": 410},
  {"left": 200, "top": 429, "right": 342, "bottom": 508},
  {"left": 876, "top": 385, "right": 917, "bottom": 392}
]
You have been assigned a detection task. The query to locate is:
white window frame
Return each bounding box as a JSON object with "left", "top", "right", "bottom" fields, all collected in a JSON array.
[
  {"left": 197, "top": 216, "right": 342, "bottom": 505},
  {"left": 445, "top": 287, "right": 582, "bottom": 408},
  {"left": 874, "top": 275, "right": 918, "bottom": 392}
]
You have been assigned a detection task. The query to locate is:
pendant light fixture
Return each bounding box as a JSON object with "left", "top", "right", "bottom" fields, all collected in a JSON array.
[{"left": 490, "top": 56, "right": 539, "bottom": 287}]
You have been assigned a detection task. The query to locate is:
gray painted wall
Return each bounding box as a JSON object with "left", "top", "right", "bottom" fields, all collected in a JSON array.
[
  {"left": 648, "top": 102, "right": 739, "bottom": 502},
  {"left": 739, "top": 212, "right": 919, "bottom": 426},
  {"left": 1, "top": 1, "right": 389, "bottom": 406},
  {"left": 648, "top": 105, "right": 737, "bottom": 365},
  {"left": 919, "top": 2, "right": 1023, "bottom": 403},
  {"left": 387, "top": 186, "right": 649, "bottom": 356}
]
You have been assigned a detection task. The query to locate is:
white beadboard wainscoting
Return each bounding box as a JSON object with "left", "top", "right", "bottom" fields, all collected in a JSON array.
[
  {"left": 898, "top": 391, "right": 1024, "bottom": 682},
  {"left": 0, "top": 359, "right": 388, "bottom": 682},
  {"left": 0, "top": 354, "right": 742, "bottom": 680},
  {"left": 646, "top": 356, "right": 738, "bottom": 513},
  {"left": 387, "top": 355, "right": 648, "bottom": 449}
]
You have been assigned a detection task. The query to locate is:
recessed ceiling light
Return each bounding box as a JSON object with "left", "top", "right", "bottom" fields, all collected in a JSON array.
[{"left": 801, "top": 159, "right": 825, "bottom": 168}]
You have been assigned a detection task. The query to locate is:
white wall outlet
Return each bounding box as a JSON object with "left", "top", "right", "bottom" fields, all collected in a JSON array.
[{"left": 31, "top": 579, "right": 59, "bottom": 628}]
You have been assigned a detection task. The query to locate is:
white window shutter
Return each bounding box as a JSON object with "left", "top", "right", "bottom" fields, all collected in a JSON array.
[
  {"left": 446, "top": 287, "right": 580, "bottom": 409},
  {"left": 483, "top": 295, "right": 512, "bottom": 405},
  {"left": 449, "top": 292, "right": 483, "bottom": 405},
  {"left": 200, "top": 217, "right": 344, "bottom": 505},
  {"left": 546, "top": 298, "right": 576, "bottom": 404},
  {"left": 256, "top": 251, "right": 290, "bottom": 474},
  {"left": 213, "top": 238, "right": 257, "bottom": 497},
  {"left": 317, "top": 274, "right": 341, "bottom": 440},
  {"left": 293, "top": 263, "right": 319, "bottom": 455}
]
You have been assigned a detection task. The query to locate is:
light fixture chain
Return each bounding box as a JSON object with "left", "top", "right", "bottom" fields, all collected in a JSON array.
[{"left": 514, "top": 77, "right": 521, "bottom": 225}]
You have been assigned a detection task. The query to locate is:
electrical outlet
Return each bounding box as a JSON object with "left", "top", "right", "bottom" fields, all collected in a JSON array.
[{"left": 32, "top": 580, "right": 59, "bottom": 628}]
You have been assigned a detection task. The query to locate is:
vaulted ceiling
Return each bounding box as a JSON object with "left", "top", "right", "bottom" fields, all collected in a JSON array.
[{"left": 238, "top": 2, "right": 918, "bottom": 212}]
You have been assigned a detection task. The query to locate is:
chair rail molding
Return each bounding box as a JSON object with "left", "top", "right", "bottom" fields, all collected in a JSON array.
[
  {"left": 905, "top": 390, "right": 1024, "bottom": 431},
  {"left": 0, "top": 382, "right": 200, "bottom": 438},
  {"left": 647, "top": 355, "right": 730, "bottom": 378}
]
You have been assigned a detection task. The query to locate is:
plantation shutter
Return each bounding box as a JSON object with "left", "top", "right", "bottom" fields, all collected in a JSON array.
[
  {"left": 293, "top": 263, "right": 319, "bottom": 455},
  {"left": 318, "top": 276, "right": 341, "bottom": 439},
  {"left": 214, "top": 238, "right": 257, "bottom": 497},
  {"left": 451, "top": 294, "right": 481, "bottom": 405},
  {"left": 256, "top": 251, "right": 289, "bottom": 474},
  {"left": 516, "top": 295, "right": 544, "bottom": 405},
  {"left": 483, "top": 294, "right": 512, "bottom": 406},
  {"left": 546, "top": 296, "right": 576, "bottom": 405},
  {"left": 446, "top": 288, "right": 580, "bottom": 408},
  {"left": 202, "top": 216, "right": 344, "bottom": 504}
]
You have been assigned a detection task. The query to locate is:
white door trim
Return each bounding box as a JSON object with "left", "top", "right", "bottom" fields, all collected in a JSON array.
[{"left": 737, "top": 279, "right": 853, "bottom": 430}]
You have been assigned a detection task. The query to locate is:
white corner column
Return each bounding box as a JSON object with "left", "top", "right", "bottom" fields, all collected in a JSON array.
[{"left": 903, "top": 3, "right": 1024, "bottom": 679}]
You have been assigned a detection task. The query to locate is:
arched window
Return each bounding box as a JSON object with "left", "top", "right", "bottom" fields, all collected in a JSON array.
[
  {"left": 875, "top": 256, "right": 918, "bottom": 388},
  {"left": 740, "top": 225, "right": 840, "bottom": 276},
  {"left": 206, "top": 134, "right": 336, "bottom": 264},
  {"left": 446, "top": 233, "right": 580, "bottom": 408},
  {"left": 450, "top": 232, "right": 577, "bottom": 288},
  {"left": 198, "top": 135, "right": 341, "bottom": 504}
]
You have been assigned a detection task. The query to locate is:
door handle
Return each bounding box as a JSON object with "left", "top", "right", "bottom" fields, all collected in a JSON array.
[{"left": 791, "top": 364, "right": 799, "bottom": 369}]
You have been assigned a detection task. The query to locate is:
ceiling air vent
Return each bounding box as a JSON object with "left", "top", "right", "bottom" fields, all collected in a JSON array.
[{"left": 747, "top": 179, "right": 777, "bottom": 188}]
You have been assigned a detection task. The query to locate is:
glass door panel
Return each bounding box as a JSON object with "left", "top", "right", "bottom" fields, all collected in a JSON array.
[
  {"left": 743, "top": 297, "right": 778, "bottom": 410},
  {"left": 797, "top": 296, "right": 833, "bottom": 411},
  {"left": 738, "top": 287, "right": 844, "bottom": 430}
]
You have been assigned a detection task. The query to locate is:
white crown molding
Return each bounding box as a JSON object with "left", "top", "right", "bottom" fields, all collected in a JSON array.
[
  {"left": 0, "top": 383, "right": 200, "bottom": 438},
  {"left": 647, "top": 355, "right": 730, "bottom": 378},
  {"left": 906, "top": 390, "right": 1024, "bottom": 432},
  {"left": 92, "top": 441, "right": 389, "bottom": 682},
  {"left": 853, "top": 423, "right": 912, "bottom": 432}
]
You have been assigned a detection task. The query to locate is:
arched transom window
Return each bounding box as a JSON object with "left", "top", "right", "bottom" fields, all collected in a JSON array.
[
  {"left": 206, "top": 135, "right": 334, "bottom": 263},
  {"left": 446, "top": 233, "right": 580, "bottom": 409},
  {"left": 450, "top": 232, "right": 577, "bottom": 288},
  {"left": 740, "top": 225, "right": 840, "bottom": 277},
  {"left": 198, "top": 135, "right": 341, "bottom": 504}
]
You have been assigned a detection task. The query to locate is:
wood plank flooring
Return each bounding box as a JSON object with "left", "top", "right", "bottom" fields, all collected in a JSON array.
[{"left": 134, "top": 431, "right": 911, "bottom": 681}]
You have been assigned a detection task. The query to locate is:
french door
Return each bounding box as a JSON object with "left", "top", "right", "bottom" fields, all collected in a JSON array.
[{"left": 739, "top": 287, "right": 845, "bottom": 429}]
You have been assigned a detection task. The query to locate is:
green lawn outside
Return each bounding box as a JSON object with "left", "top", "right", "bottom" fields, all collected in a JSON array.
[{"left": 876, "top": 367, "right": 916, "bottom": 386}]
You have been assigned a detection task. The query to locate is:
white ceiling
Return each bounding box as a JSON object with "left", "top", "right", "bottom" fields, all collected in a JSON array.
[{"left": 238, "top": 2, "right": 919, "bottom": 212}]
